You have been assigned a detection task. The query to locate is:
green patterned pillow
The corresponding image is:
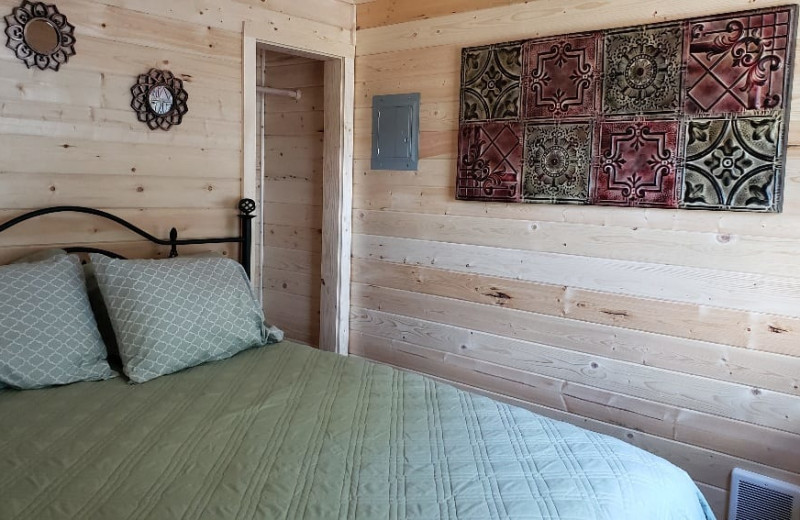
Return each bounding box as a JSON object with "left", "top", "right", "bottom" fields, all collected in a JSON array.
[
  {"left": 90, "top": 255, "right": 271, "bottom": 383},
  {"left": 0, "top": 254, "right": 115, "bottom": 389}
]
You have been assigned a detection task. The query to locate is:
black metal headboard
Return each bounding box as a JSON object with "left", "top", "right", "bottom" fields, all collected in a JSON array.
[{"left": 0, "top": 199, "right": 257, "bottom": 278}]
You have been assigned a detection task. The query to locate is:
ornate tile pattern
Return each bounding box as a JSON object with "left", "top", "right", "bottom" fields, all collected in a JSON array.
[
  {"left": 592, "top": 120, "right": 680, "bottom": 207},
  {"left": 522, "top": 34, "right": 600, "bottom": 119},
  {"left": 686, "top": 9, "right": 793, "bottom": 114},
  {"left": 457, "top": 122, "right": 523, "bottom": 202},
  {"left": 682, "top": 116, "right": 782, "bottom": 211},
  {"left": 523, "top": 123, "right": 593, "bottom": 204},
  {"left": 603, "top": 24, "right": 684, "bottom": 115},
  {"left": 461, "top": 43, "right": 522, "bottom": 122},
  {"left": 456, "top": 6, "right": 796, "bottom": 213}
]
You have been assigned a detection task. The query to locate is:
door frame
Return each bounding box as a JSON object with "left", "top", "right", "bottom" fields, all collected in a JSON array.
[{"left": 242, "top": 21, "right": 354, "bottom": 355}]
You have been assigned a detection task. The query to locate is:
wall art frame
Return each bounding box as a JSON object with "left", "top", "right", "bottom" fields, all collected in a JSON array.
[
  {"left": 3, "top": 0, "right": 75, "bottom": 71},
  {"left": 456, "top": 5, "right": 798, "bottom": 213},
  {"left": 131, "top": 68, "right": 189, "bottom": 131}
]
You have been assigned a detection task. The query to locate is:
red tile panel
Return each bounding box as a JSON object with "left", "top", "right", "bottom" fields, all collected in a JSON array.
[
  {"left": 685, "top": 8, "right": 793, "bottom": 114},
  {"left": 521, "top": 34, "right": 600, "bottom": 120},
  {"left": 592, "top": 120, "right": 680, "bottom": 208},
  {"left": 456, "top": 122, "right": 523, "bottom": 202}
]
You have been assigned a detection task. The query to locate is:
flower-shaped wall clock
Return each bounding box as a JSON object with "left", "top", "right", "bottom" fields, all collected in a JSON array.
[
  {"left": 3, "top": 1, "right": 76, "bottom": 71},
  {"left": 130, "top": 69, "right": 189, "bottom": 131}
]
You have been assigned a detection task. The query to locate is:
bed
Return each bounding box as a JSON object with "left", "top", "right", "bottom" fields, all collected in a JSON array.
[{"left": 0, "top": 201, "right": 715, "bottom": 520}]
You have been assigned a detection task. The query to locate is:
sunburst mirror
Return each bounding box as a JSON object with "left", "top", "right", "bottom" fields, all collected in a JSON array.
[
  {"left": 3, "top": 0, "right": 76, "bottom": 71},
  {"left": 130, "top": 69, "right": 189, "bottom": 131}
]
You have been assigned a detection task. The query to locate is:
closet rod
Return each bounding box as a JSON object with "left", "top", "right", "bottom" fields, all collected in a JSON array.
[{"left": 256, "top": 86, "right": 302, "bottom": 101}]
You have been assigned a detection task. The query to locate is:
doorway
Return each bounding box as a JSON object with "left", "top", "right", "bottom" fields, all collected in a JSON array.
[
  {"left": 242, "top": 24, "right": 354, "bottom": 355},
  {"left": 258, "top": 49, "right": 324, "bottom": 347}
]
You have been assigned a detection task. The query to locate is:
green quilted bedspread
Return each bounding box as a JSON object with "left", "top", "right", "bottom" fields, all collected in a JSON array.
[{"left": 0, "top": 341, "right": 714, "bottom": 519}]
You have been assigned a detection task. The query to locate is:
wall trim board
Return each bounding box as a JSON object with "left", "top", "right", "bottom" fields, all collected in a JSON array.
[
  {"left": 243, "top": 18, "right": 355, "bottom": 60},
  {"left": 320, "top": 58, "right": 355, "bottom": 354}
]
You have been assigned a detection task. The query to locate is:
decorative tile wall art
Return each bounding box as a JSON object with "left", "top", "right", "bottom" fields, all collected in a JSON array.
[
  {"left": 523, "top": 122, "right": 593, "bottom": 204},
  {"left": 456, "top": 122, "right": 523, "bottom": 201},
  {"left": 456, "top": 5, "right": 797, "bottom": 213},
  {"left": 683, "top": 116, "right": 781, "bottom": 210},
  {"left": 685, "top": 10, "right": 793, "bottom": 114},
  {"left": 603, "top": 25, "right": 684, "bottom": 115},
  {"left": 522, "top": 34, "right": 600, "bottom": 120},
  {"left": 593, "top": 120, "right": 680, "bottom": 208},
  {"left": 461, "top": 43, "right": 522, "bottom": 122}
]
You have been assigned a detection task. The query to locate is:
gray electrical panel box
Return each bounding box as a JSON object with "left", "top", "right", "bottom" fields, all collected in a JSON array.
[{"left": 371, "top": 93, "right": 420, "bottom": 171}]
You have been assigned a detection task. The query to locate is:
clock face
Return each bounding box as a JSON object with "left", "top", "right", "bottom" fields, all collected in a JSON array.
[{"left": 148, "top": 85, "right": 174, "bottom": 115}]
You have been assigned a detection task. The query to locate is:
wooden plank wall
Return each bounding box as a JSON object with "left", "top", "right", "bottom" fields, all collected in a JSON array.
[
  {"left": 0, "top": 0, "right": 353, "bottom": 265},
  {"left": 351, "top": 1, "right": 800, "bottom": 516},
  {"left": 261, "top": 50, "right": 324, "bottom": 346},
  {"left": 355, "top": 0, "right": 528, "bottom": 30}
]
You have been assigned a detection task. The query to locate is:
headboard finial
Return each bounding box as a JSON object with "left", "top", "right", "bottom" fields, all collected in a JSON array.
[
  {"left": 238, "top": 198, "right": 256, "bottom": 215},
  {"left": 168, "top": 228, "right": 179, "bottom": 258}
]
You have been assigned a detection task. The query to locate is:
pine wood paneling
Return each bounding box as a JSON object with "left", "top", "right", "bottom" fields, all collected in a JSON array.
[
  {"left": 356, "top": 0, "right": 530, "bottom": 30},
  {"left": 260, "top": 51, "right": 324, "bottom": 347},
  {"left": 352, "top": 1, "right": 800, "bottom": 513},
  {"left": 0, "top": 0, "right": 354, "bottom": 351},
  {"left": 355, "top": 0, "right": 796, "bottom": 56},
  {"left": 352, "top": 234, "right": 800, "bottom": 318},
  {"left": 350, "top": 289, "right": 800, "bottom": 433},
  {"left": 351, "top": 258, "right": 800, "bottom": 360}
]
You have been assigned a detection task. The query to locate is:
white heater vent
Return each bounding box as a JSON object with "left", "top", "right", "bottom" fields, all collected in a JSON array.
[{"left": 729, "top": 468, "right": 800, "bottom": 520}]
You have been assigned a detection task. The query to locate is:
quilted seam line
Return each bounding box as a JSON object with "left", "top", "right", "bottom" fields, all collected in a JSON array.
[
  {"left": 495, "top": 403, "right": 555, "bottom": 519},
  {"left": 0, "top": 379, "right": 129, "bottom": 490},
  {"left": 87, "top": 370, "right": 232, "bottom": 520},
  {"left": 335, "top": 361, "right": 372, "bottom": 520},
  {"left": 235, "top": 348, "right": 323, "bottom": 519},
  {"left": 180, "top": 347, "right": 293, "bottom": 519},
  {"left": 431, "top": 383, "right": 457, "bottom": 520},
  {"left": 391, "top": 369, "right": 405, "bottom": 520},
  {"left": 17, "top": 372, "right": 190, "bottom": 520},
  {"left": 539, "top": 419, "right": 600, "bottom": 520},
  {"left": 458, "top": 390, "right": 504, "bottom": 520},
  {"left": 126, "top": 356, "right": 257, "bottom": 520},
  {"left": 286, "top": 355, "right": 348, "bottom": 519}
]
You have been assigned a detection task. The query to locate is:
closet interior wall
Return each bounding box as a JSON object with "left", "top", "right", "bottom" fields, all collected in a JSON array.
[{"left": 259, "top": 48, "right": 325, "bottom": 347}]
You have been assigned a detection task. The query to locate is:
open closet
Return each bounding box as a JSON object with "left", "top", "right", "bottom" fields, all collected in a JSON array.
[{"left": 256, "top": 47, "right": 325, "bottom": 348}]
